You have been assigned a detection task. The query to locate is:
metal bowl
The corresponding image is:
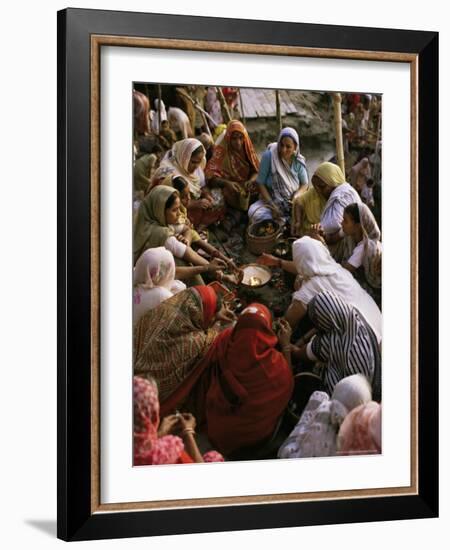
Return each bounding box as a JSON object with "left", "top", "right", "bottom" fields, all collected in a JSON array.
[{"left": 241, "top": 264, "right": 272, "bottom": 288}]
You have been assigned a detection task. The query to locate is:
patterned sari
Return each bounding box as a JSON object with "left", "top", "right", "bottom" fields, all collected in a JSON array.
[
  {"left": 134, "top": 286, "right": 220, "bottom": 405},
  {"left": 205, "top": 120, "right": 260, "bottom": 210}
]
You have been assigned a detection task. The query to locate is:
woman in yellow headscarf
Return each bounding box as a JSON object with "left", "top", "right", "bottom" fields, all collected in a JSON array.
[{"left": 308, "top": 162, "right": 361, "bottom": 262}]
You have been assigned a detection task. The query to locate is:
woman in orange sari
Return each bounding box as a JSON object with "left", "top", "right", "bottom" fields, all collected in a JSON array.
[{"left": 205, "top": 120, "right": 260, "bottom": 211}]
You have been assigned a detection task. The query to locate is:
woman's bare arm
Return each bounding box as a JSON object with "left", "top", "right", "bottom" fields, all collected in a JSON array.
[{"left": 284, "top": 300, "right": 308, "bottom": 330}]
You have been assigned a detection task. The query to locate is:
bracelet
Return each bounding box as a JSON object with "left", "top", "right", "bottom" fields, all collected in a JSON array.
[
  {"left": 282, "top": 345, "right": 291, "bottom": 352},
  {"left": 182, "top": 428, "right": 196, "bottom": 437}
]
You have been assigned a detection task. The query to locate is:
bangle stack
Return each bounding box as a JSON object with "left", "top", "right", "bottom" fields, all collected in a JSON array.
[{"left": 182, "top": 428, "right": 196, "bottom": 438}]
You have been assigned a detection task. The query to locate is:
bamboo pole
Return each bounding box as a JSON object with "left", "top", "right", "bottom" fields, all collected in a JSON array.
[
  {"left": 275, "top": 90, "right": 282, "bottom": 132},
  {"left": 216, "top": 87, "right": 232, "bottom": 123},
  {"left": 239, "top": 88, "right": 246, "bottom": 125},
  {"left": 333, "top": 93, "right": 345, "bottom": 176},
  {"left": 157, "top": 84, "right": 162, "bottom": 136}
]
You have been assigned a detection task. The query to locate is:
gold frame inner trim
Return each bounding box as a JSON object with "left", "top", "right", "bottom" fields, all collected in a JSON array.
[{"left": 90, "top": 34, "right": 419, "bottom": 514}]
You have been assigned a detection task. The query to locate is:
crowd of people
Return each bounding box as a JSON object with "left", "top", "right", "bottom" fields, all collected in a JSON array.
[{"left": 131, "top": 86, "right": 382, "bottom": 466}]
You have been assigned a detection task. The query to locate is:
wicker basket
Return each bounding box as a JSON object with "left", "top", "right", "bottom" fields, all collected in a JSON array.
[{"left": 246, "top": 204, "right": 283, "bottom": 255}]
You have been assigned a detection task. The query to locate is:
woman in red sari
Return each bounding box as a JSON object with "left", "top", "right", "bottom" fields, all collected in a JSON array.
[{"left": 205, "top": 120, "right": 260, "bottom": 211}]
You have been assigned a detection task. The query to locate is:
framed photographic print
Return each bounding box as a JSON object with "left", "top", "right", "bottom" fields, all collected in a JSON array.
[{"left": 57, "top": 8, "right": 438, "bottom": 541}]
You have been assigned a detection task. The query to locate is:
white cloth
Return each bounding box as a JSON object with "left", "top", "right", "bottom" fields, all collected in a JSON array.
[
  {"left": 361, "top": 184, "right": 374, "bottom": 207},
  {"left": 150, "top": 99, "right": 168, "bottom": 135},
  {"left": 292, "top": 237, "right": 382, "bottom": 342},
  {"left": 248, "top": 200, "right": 274, "bottom": 223},
  {"left": 347, "top": 240, "right": 364, "bottom": 268},
  {"left": 321, "top": 182, "right": 361, "bottom": 235},
  {"left": 278, "top": 375, "right": 372, "bottom": 459},
  {"left": 164, "top": 235, "right": 187, "bottom": 258},
  {"left": 133, "top": 247, "right": 186, "bottom": 324},
  {"left": 168, "top": 107, "right": 192, "bottom": 139}
]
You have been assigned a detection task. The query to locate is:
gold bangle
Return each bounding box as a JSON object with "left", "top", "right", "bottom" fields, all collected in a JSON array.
[{"left": 182, "top": 428, "right": 196, "bottom": 437}]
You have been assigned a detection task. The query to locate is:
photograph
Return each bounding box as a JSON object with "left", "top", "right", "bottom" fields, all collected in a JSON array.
[{"left": 132, "top": 83, "right": 383, "bottom": 466}]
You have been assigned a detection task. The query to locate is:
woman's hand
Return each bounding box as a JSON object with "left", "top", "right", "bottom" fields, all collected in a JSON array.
[
  {"left": 212, "top": 303, "right": 237, "bottom": 330},
  {"left": 257, "top": 253, "right": 279, "bottom": 267},
  {"left": 178, "top": 412, "right": 197, "bottom": 433},
  {"left": 176, "top": 234, "right": 189, "bottom": 246},
  {"left": 157, "top": 414, "right": 179, "bottom": 437},
  {"left": 267, "top": 201, "right": 282, "bottom": 219},
  {"left": 225, "top": 180, "right": 241, "bottom": 195},
  {"left": 277, "top": 318, "right": 292, "bottom": 348},
  {"left": 307, "top": 224, "right": 326, "bottom": 244},
  {"left": 207, "top": 258, "right": 227, "bottom": 273},
  {"left": 196, "top": 198, "right": 213, "bottom": 210}
]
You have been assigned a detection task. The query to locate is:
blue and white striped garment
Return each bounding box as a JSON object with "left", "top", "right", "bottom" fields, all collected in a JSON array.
[{"left": 309, "top": 291, "right": 381, "bottom": 401}]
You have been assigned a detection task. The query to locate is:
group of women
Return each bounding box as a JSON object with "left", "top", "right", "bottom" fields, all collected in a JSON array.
[{"left": 132, "top": 99, "right": 382, "bottom": 465}]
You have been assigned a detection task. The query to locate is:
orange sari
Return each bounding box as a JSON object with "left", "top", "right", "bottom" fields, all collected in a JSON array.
[{"left": 205, "top": 120, "right": 260, "bottom": 210}]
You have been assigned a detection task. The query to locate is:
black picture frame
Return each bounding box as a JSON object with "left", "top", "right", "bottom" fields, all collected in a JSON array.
[{"left": 57, "top": 8, "right": 439, "bottom": 542}]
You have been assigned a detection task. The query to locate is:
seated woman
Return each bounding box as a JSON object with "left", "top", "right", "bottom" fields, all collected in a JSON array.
[
  {"left": 133, "top": 376, "right": 224, "bottom": 465},
  {"left": 257, "top": 236, "right": 381, "bottom": 343},
  {"left": 134, "top": 286, "right": 236, "bottom": 409},
  {"left": 151, "top": 138, "right": 224, "bottom": 227},
  {"left": 278, "top": 374, "right": 372, "bottom": 459},
  {"left": 248, "top": 127, "right": 309, "bottom": 225},
  {"left": 133, "top": 185, "right": 227, "bottom": 286},
  {"left": 133, "top": 143, "right": 164, "bottom": 198},
  {"left": 341, "top": 202, "right": 382, "bottom": 297},
  {"left": 292, "top": 291, "right": 381, "bottom": 402},
  {"left": 291, "top": 185, "right": 327, "bottom": 237},
  {"left": 309, "top": 161, "right": 361, "bottom": 262},
  {"left": 197, "top": 304, "right": 294, "bottom": 457},
  {"left": 205, "top": 120, "right": 260, "bottom": 212},
  {"left": 133, "top": 247, "right": 186, "bottom": 325},
  {"left": 171, "top": 176, "right": 243, "bottom": 285}
]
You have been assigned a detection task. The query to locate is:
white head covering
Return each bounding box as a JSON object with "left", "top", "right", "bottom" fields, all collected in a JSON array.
[
  {"left": 134, "top": 247, "right": 176, "bottom": 290},
  {"left": 292, "top": 236, "right": 338, "bottom": 279},
  {"left": 331, "top": 374, "right": 372, "bottom": 412},
  {"left": 133, "top": 247, "right": 186, "bottom": 324},
  {"left": 291, "top": 237, "right": 382, "bottom": 344}
]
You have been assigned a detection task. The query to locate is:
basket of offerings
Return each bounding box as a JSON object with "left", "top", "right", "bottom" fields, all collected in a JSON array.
[{"left": 246, "top": 206, "right": 283, "bottom": 255}]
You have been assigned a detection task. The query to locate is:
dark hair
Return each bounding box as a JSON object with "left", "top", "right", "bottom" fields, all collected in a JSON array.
[
  {"left": 151, "top": 144, "right": 164, "bottom": 155},
  {"left": 172, "top": 176, "right": 189, "bottom": 194},
  {"left": 191, "top": 145, "right": 204, "bottom": 158},
  {"left": 138, "top": 135, "right": 158, "bottom": 154},
  {"left": 344, "top": 203, "right": 360, "bottom": 223},
  {"left": 165, "top": 190, "right": 179, "bottom": 210}
]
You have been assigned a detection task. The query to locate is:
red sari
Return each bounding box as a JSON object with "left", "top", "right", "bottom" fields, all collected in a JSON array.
[{"left": 205, "top": 304, "right": 293, "bottom": 455}]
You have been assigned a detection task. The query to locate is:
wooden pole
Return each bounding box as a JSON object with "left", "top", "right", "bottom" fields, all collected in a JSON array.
[
  {"left": 333, "top": 93, "right": 345, "bottom": 176},
  {"left": 275, "top": 90, "right": 282, "bottom": 132},
  {"left": 157, "top": 84, "right": 162, "bottom": 135},
  {"left": 239, "top": 88, "right": 246, "bottom": 125},
  {"left": 216, "top": 87, "right": 232, "bottom": 123}
]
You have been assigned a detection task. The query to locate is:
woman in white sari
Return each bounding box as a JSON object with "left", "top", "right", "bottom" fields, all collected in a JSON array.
[
  {"left": 257, "top": 236, "right": 381, "bottom": 342},
  {"left": 133, "top": 247, "right": 186, "bottom": 325}
]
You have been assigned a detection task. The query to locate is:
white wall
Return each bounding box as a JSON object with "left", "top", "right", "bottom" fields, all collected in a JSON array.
[{"left": 0, "top": 1, "right": 447, "bottom": 548}]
